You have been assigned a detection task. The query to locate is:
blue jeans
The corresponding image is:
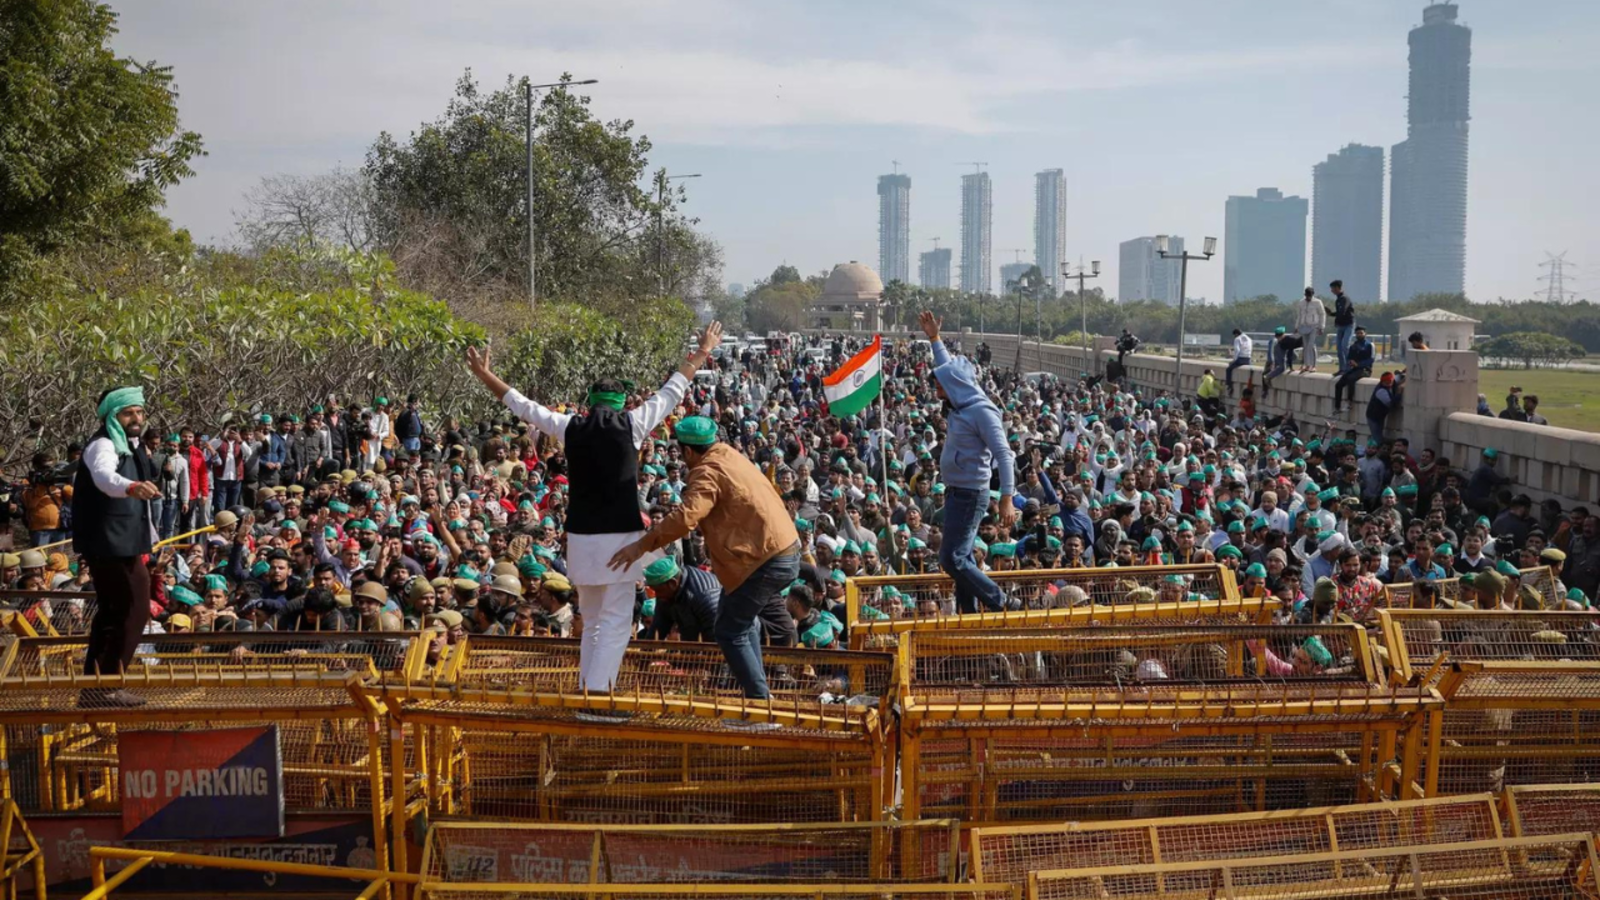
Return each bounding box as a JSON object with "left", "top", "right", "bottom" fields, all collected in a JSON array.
[
  {"left": 715, "top": 550, "right": 800, "bottom": 699},
  {"left": 159, "top": 496, "right": 178, "bottom": 538},
  {"left": 32, "top": 529, "right": 68, "bottom": 547},
  {"left": 1335, "top": 325, "right": 1354, "bottom": 373},
  {"left": 212, "top": 479, "right": 241, "bottom": 513},
  {"left": 938, "top": 486, "right": 1006, "bottom": 614},
  {"left": 401, "top": 437, "right": 421, "bottom": 453},
  {"left": 1367, "top": 413, "right": 1387, "bottom": 445},
  {"left": 1224, "top": 356, "right": 1249, "bottom": 389}
]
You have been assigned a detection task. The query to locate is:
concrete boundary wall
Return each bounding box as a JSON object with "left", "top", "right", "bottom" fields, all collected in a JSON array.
[{"left": 809, "top": 329, "right": 1599, "bottom": 505}]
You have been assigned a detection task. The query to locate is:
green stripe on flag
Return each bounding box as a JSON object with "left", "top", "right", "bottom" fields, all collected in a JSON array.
[{"left": 827, "top": 372, "right": 881, "bottom": 418}]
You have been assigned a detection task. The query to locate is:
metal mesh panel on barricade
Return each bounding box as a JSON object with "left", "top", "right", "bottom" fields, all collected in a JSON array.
[
  {"left": 1384, "top": 566, "right": 1559, "bottom": 610},
  {"left": 971, "top": 794, "right": 1502, "bottom": 886},
  {"left": 847, "top": 565, "right": 1240, "bottom": 642},
  {"left": 0, "top": 590, "right": 97, "bottom": 636},
  {"left": 1507, "top": 784, "right": 1600, "bottom": 839},
  {"left": 422, "top": 821, "right": 959, "bottom": 884},
  {"left": 898, "top": 625, "right": 1437, "bottom": 824},
  {"left": 416, "top": 888, "right": 1019, "bottom": 900},
  {"left": 846, "top": 598, "right": 1270, "bottom": 651},
  {"left": 414, "top": 635, "right": 893, "bottom": 707},
  {"left": 1027, "top": 835, "right": 1599, "bottom": 900},
  {"left": 1380, "top": 608, "right": 1600, "bottom": 686}
]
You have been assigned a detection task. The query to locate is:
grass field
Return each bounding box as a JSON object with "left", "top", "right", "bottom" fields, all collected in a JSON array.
[{"left": 1478, "top": 367, "right": 1600, "bottom": 433}]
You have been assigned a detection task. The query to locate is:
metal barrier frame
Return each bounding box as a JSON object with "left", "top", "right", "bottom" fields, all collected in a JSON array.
[
  {"left": 1377, "top": 607, "right": 1600, "bottom": 686},
  {"left": 847, "top": 597, "right": 1272, "bottom": 651},
  {"left": 418, "top": 819, "right": 964, "bottom": 886},
  {"left": 84, "top": 845, "right": 419, "bottom": 900},
  {"left": 1505, "top": 783, "right": 1600, "bottom": 838},
  {"left": 846, "top": 565, "right": 1242, "bottom": 636},
  {"left": 1382, "top": 564, "right": 1558, "bottom": 610},
  {"left": 969, "top": 791, "right": 1504, "bottom": 885},
  {"left": 895, "top": 624, "right": 1442, "bottom": 824},
  {"left": 1024, "top": 833, "right": 1600, "bottom": 900}
]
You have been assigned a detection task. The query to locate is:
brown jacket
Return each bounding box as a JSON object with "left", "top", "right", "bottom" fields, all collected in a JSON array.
[{"left": 641, "top": 443, "right": 798, "bottom": 590}]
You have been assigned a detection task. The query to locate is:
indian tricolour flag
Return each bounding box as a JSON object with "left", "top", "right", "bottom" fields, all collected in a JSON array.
[{"left": 822, "top": 335, "right": 883, "bottom": 418}]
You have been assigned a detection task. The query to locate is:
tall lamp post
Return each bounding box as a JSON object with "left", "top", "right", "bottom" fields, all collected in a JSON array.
[
  {"left": 1155, "top": 235, "right": 1216, "bottom": 396},
  {"left": 1063, "top": 259, "right": 1101, "bottom": 374},
  {"left": 657, "top": 172, "right": 701, "bottom": 295},
  {"left": 527, "top": 77, "right": 599, "bottom": 311}
]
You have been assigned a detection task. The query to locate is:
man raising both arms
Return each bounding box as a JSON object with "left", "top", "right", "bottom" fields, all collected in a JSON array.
[
  {"left": 466, "top": 321, "right": 723, "bottom": 700},
  {"left": 918, "top": 310, "right": 1016, "bottom": 613}
]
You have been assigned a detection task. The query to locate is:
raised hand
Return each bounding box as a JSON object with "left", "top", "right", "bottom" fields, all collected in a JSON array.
[
  {"left": 698, "top": 321, "right": 724, "bottom": 355},
  {"left": 465, "top": 343, "right": 493, "bottom": 378},
  {"left": 917, "top": 311, "right": 941, "bottom": 342}
]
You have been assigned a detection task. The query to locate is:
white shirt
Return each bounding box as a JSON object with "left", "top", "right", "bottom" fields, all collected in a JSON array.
[
  {"left": 500, "top": 373, "right": 690, "bottom": 585},
  {"left": 1233, "top": 334, "right": 1253, "bottom": 360},
  {"left": 84, "top": 436, "right": 159, "bottom": 542}
]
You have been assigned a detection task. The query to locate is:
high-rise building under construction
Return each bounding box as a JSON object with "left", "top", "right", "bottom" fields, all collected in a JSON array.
[{"left": 1388, "top": 2, "right": 1471, "bottom": 303}]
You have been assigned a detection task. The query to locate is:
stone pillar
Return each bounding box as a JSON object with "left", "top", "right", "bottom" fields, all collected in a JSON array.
[{"left": 1395, "top": 350, "right": 1479, "bottom": 450}]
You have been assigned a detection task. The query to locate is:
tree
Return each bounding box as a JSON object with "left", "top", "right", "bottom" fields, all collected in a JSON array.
[
  {"left": 880, "top": 279, "right": 912, "bottom": 331},
  {"left": 234, "top": 168, "right": 376, "bottom": 254},
  {"left": 745, "top": 281, "right": 817, "bottom": 334},
  {"left": 1476, "top": 332, "right": 1585, "bottom": 370},
  {"left": 0, "top": 0, "right": 204, "bottom": 293},
  {"left": 362, "top": 70, "right": 716, "bottom": 308},
  {"left": 769, "top": 265, "right": 801, "bottom": 285}
]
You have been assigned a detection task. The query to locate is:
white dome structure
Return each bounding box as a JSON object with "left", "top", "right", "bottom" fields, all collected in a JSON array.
[{"left": 810, "top": 261, "right": 884, "bottom": 331}]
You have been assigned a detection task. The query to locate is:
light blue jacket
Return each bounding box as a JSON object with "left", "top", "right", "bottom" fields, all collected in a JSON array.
[{"left": 931, "top": 339, "right": 1015, "bottom": 498}]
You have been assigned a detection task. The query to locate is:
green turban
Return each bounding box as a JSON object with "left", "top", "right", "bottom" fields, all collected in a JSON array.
[
  {"left": 97, "top": 386, "right": 146, "bottom": 456},
  {"left": 517, "top": 556, "right": 546, "bottom": 579}
]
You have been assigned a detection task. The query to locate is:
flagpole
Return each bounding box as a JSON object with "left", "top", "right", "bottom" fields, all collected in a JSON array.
[{"left": 877, "top": 335, "right": 898, "bottom": 576}]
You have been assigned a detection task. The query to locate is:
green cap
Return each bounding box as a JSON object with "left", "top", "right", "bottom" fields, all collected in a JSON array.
[
  {"left": 1317, "top": 488, "right": 1339, "bottom": 502},
  {"left": 203, "top": 574, "right": 229, "bottom": 593},
  {"left": 989, "top": 542, "right": 1017, "bottom": 558},
  {"left": 907, "top": 537, "right": 928, "bottom": 550},
  {"left": 1568, "top": 588, "right": 1589, "bottom": 608},
  {"left": 675, "top": 416, "right": 719, "bottom": 447},
  {"left": 169, "top": 585, "right": 203, "bottom": 607},
  {"left": 643, "top": 557, "right": 681, "bottom": 587},
  {"left": 1227, "top": 520, "right": 1245, "bottom": 534},
  {"left": 1142, "top": 536, "right": 1161, "bottom": 551},
  {"left": 1217, "top": 544, "right": 1243, "bottom": 559},
  {"left": 1244, "top": 562, "right": 1268, "bottom": 578},
  {"left": 517, "top": 556, "right": 546, "bottom": 579},
  {"left": 641, "top": 597, "right": 656, "bottom": 617},
  {"left": 328, "top": 500, "right": 351, "bottom": 514},
  {"left": 1495, "top": 559, "right": 1521, "bottom": 578},
  {"left": 1175, "top": 520, "right": 1193, "bottom": 533},
  {"left": 1483, "top": 448, "right": 1499, "bottom": 460}
]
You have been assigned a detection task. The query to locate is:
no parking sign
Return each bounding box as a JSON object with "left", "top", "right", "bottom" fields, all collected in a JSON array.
[{"left": 119, "top": 726, "right": 285, "bottom": 841}]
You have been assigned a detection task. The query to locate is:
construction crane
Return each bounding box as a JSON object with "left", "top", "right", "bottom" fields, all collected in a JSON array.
[
  {"left": 928, "top": 237, "right": 941, "bottom": 250},
  {"left": 957, "top": 162, "right": 988, "bottom": 173}
]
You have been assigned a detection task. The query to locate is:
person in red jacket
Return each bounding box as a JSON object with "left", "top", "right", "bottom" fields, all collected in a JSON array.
[{"left": 179, "top": 428, "right": 213, "bottom": 533}]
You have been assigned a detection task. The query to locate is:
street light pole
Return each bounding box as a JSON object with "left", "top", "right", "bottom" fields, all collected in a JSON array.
[
  {"left": 526, "top": 78, "right": 598, "bottom": 312},
  {"left": 1155, "top": 235, "right": 1217, "bottom": 397},
  {"left": 1063, "top": 260, "right": 1101, "bottom": 375},
  {"left": 657, "top": 172, "right": 702, "bottom": 296}
]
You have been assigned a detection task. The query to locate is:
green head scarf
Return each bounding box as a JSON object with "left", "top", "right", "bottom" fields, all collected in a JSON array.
[{"left": 98, "top": 386, "right": 146, "bottom": 457}]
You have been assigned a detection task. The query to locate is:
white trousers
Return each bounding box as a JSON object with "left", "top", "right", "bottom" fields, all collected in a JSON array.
[{"left": 575, "top": 581, "right": 637, "bottom": 692}]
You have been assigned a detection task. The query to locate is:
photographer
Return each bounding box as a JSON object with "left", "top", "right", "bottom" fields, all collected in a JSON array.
[{"left": 22, "top": 452, "right": 73, "bottom": 547}]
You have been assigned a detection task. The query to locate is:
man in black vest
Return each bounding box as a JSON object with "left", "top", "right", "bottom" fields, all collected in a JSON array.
[
  {"left": 72, "top": 386, "right": 163, "bottom": 706},
  {"left": 466, "top": 321, "right": 723, "bottom": 693}
]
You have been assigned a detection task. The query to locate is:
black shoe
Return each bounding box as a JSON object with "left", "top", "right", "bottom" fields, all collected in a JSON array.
[
  {"left": 79, "top": 688, "right": 146, "bottom": 708},
  {"left": 573, "top": 709, "right": 633, "bottom": 724}
]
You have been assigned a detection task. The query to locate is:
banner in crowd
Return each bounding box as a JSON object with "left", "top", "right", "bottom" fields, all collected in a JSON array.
[{"left": 119, "top": 725, "right": 285, "bottom": 841}]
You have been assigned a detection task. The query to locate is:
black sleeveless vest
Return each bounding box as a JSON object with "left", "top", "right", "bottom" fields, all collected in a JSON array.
[
  {"left": 563, "top": 407, "right": 643, "bottom": 535},
  {"left": 71, "top": 431, "right": 156, "bottom": 558}
]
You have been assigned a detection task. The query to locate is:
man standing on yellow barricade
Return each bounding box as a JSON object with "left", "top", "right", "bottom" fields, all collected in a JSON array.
[
  {"left": 72, "top": 386, "right": 163, "bottom": 707},
  {"left": 466, "top": 322, "right": 723, "bottom": 700}
]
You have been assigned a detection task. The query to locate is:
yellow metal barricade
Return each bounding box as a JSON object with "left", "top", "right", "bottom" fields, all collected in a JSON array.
[
  {"left": 1505, "top": 783, "right": 1600, "bottom": 840},
  {"left": 846, "top": 565, "right": 1242, "bottom": 647},
  {"left": 970, "top": 792, "right": 1503, "bottom": 886},
  {"left": 1383, "top": 565, "right": 1558, "bottom": 609},
  {"left": 897, "top": 623, "right": 1439, "bottom": 826}
]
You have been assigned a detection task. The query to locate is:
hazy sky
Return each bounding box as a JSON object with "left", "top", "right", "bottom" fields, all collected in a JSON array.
[{"left": 111, "top": 0, "right": 1599, "bottom": 306}]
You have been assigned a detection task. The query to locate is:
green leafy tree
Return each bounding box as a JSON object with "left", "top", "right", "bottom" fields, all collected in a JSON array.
[
  {"left": 880, "top": 279, "right": 912, "bottom": 331},
  {"left": 0, "top": 0, "right": 204, "bottom": 293},
  {"left": 1477, "top": 332, "right": 1585, "bottom": 370},
  {"left": 363, "top": 70, "right": 715, "bottom": 308},
  {"left": 769, "top": 265, "right": 801, "bottom": 285},
  {"left": 746, "top": 281, "right": 817, "bottom": 333}
]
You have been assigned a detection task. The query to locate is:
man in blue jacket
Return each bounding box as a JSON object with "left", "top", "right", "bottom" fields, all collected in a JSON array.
[
  {"left": 918, "top": 311, "right": 1016, "bottom": 613},
  {"left": 1332, "top": 326, "right": 1375, "bottom": 414}
]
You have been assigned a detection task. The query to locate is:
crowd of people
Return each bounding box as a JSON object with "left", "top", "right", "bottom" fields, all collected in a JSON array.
[{"left": 2, "top": 296, "right": 1598, "bottom": 709}]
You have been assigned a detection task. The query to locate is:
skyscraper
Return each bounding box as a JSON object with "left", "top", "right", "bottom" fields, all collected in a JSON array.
[
  {"left": 999, "top": 262, "right": 1031, "bottom": 292},
  {"left": 1118, "top": 236, "right": 1183, "bottom": 306},
  {"left": 1223, "top": 187, "right": 1308, "bottom": 304},
  {"left": 919, "top": 248, "right": 952, "bottom": 289},
  {"left": 1312, "top": 145, "right": 1385, "bottom": 302},
  {"left": 1034, "top": 169, "right": 1067, "bottom": 292},
  {"left": 1388, "top": 2, "right": 1471, "bottom": 303},
  {"left": 876, "top": 173, "right": 911, "bottom": 285},
  {"left": 959, "top": 172, "right": 992, "bottom": 294}
]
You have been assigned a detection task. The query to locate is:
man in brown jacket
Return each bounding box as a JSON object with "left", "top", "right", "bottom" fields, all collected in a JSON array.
[{"left": 609, "top": 416, "right": 799, "bottom": 703}]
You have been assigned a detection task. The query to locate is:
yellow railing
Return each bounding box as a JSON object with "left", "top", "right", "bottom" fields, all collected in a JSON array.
[{"left": 83, "top": 846, "right": 421, "bottom": 900}]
